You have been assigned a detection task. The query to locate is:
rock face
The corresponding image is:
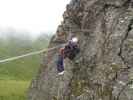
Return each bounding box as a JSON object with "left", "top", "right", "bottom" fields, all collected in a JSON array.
[{"left": 28, "top": 0, "right": 133, "bottom": 100}]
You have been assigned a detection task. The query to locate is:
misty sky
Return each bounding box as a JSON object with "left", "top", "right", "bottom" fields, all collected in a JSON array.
[{"left": 0, "top": 0, "right": 70, "bottom": 36}]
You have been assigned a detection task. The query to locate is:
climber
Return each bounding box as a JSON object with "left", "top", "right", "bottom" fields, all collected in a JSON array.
[{"left": 57, "top": 37, "right": 80, "bottom": 75}]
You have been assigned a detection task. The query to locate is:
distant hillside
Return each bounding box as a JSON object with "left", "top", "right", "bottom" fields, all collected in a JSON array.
[{"left": 0, "top": 33, "right": 52, "bottom": 80}]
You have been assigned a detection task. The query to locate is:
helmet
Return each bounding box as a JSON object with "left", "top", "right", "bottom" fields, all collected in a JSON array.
[{"left": 71, "top": 37, "right": 78, "bottom": 43}]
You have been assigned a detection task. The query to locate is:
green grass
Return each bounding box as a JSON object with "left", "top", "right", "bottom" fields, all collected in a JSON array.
[
  {"left": 0, "top": 54, "right": 42, "bottom": 80},
  {"left": 0, "top": 34, "right": 51, "bottom": 100},
  {"left": 0, "top": 80, "right": 30, "bottom": 100},
  {"left": 0, "top": 54, "right": 42, "bottom": 100},
  {"left": 0, "top": 36, "right": 50, "bottom": 100}
]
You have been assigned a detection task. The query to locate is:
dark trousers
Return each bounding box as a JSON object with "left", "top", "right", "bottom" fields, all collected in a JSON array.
[{"left": 57, "top": 55, "right": 64, "bottom": 72}]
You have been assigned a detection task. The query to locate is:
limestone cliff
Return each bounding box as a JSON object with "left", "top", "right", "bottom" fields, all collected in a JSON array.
[{"left": 28, "top": 0, "right": 133, "bottom": 100}]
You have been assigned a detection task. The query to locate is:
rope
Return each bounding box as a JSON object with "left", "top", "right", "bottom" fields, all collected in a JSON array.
[
  {"left": 0, "top": 44, "right": 66, "bottom": 64},
  {"left": 0, "top": 29, "right": 88, "bottom": 64}
]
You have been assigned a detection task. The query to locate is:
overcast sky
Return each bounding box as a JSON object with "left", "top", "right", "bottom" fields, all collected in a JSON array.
[{"left": 0, "top": 0, "right": 70, "bottom": 36}]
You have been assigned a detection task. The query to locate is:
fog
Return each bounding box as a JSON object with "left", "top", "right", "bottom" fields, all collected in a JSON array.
[
  {"left": 0, "top": 28, "right": 54, "bottom": 41},
  {"left": 0, "top": 0, "right": 70, "bottom": 38}
]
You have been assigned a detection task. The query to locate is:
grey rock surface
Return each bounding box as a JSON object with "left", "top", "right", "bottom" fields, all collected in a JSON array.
[{"left": 28, "top": 0, "right": 133, "bottom": 100}]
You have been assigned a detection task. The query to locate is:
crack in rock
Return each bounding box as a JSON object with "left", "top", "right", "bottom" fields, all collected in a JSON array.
[{"left": 118, "top": 19, "right": 133, "bottom": 68}]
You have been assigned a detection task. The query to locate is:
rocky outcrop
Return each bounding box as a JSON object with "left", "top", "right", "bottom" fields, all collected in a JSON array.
[{"left": 28, "top": 0, "right": 133, "bottom": 100}]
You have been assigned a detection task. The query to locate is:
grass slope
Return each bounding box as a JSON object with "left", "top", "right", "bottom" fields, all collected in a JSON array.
[
  {"left": 0, "top": 34, "right": 51, "bottom": 100},
  {"left": 0, "top": 80, "right": 30, "bottom": 100}
]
